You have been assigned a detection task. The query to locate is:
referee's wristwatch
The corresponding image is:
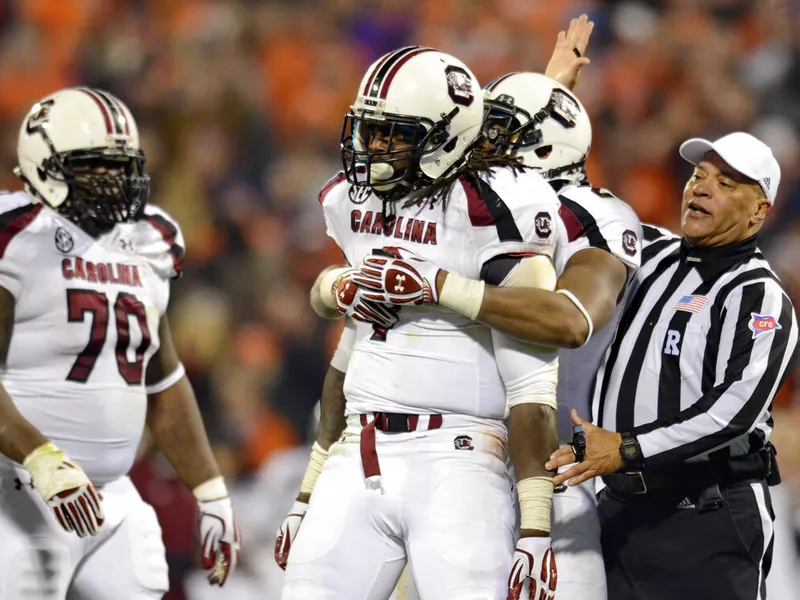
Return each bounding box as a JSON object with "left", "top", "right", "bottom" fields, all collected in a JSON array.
[{"left": 619, "top": 432, "right": 644, "bottom": 470}]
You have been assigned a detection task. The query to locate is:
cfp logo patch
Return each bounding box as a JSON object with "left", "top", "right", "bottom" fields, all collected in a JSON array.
[
  {"left": 54, "top": 227, "right": 74, "bottom": 254},
  {"left": 535, "top": 211, "right": 552, "bottom": 238},
  {"left": 750, "top": 313, "right": 781, "bottom": 339},
  {"left": 663, "top": 329, "right": 682, "bottom": 356},
  {"left": 454, "top": 435, "right": 474, "bottom": 451}
]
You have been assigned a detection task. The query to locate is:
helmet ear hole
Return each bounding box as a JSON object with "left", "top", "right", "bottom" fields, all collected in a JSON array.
[
  {"left": 37, "top": 167, "right": 47, "bottom": 182},
  {"left": 442, "top": 137, "right": 458, "bottom": 154},
  {"left": 535, "top": 145, "right": 553, "bottom": 159}
]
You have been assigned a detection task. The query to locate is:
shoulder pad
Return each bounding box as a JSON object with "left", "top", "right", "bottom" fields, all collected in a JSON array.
[
  {"left": 0, "top": 191, "right": 44, "bottom": 259},
  {"left": 318, "top": 172, "right": 347, "bottom": 206},
  {"left": 135, "top": 205, "right": 185, "bottom": 281}
]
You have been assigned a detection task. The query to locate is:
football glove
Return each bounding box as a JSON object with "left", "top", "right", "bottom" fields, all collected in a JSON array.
[
  {"left": 334, "top": 268, "right": 399, "bottom": 328},
  {"left": 353, "top": 247, "right": 441, "bottom": 305},
  {"left": 274, "top": 499, "right": 308, "bottom": 570},
  {"left": 195, "top": 478, "right": 240, "bottom": 587},
  {"left": 507, "top": 536, "right": 557, "bottom": 600},
  {"left": 23, "top": 442, "right": 104, "bottom": 538}
]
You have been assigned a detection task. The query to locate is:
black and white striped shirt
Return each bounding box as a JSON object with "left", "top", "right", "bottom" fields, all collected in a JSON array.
[{"left": 593, "top": 225, "right": 799, "bottom": 468}]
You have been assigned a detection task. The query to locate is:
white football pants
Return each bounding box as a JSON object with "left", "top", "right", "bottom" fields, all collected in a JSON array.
[
  {"left": 387, "top": 462, "right": 607, "bottom": 600},
  {"left": 550, "top": 474, "right": 607, "bottom": 600},
  {"left": 282, "top": 416, "right": 516, "bottom": 600},
  {"left": 0, "top": 467, "right": 168, "bottom": 600}
]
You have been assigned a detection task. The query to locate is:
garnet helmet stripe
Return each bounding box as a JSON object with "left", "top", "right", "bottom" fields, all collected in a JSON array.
[
  {"left": 362, "top": 46, "right": 421, "bottom": 99},
  {"left": 93, "top": 89, "right": 125, "bottom": 135},
  {"left": 485, "top": 72, "right": 519, "bottom": 92},
  {"left": 79, "top": 88, "right": 113, "bottom": 135},
  {"left": 378, "top": 47, "right": 437, "bottom": 100}
]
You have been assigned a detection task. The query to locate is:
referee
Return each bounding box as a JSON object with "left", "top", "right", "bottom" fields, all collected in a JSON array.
[{"left": 546, "top": 131, "right": 799, "bottom": 600}]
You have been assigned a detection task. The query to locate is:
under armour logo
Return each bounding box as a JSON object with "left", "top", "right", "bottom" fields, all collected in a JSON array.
[
  {"left": 763, "top": 177, "right": 771, "bottom": 190},
  {"left": 120, "top": 238, "right": 134, "bottom": 251},
  {"left": 394, "top": 274, "right": 406, "bottom": 292}
]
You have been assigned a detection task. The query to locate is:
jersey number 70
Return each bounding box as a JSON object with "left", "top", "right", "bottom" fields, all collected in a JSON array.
[{"left": 65, "top": 289, "right": 152, "bottom": 384}]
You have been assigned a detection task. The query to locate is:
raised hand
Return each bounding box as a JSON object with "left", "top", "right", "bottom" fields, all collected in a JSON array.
[{"left": 545, "top": 14, "right": 594, "bottom": 90}]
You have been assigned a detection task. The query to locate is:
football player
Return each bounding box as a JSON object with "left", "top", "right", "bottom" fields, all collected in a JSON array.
[
  {"left": 362, "top": 71, "right": 641, "bottom": 600},
  {"left": 0, "top": 87, "right": 239, "bottom": 599},
  {"left": 278, "top": 47, "right": 563, "bottom": 599}
]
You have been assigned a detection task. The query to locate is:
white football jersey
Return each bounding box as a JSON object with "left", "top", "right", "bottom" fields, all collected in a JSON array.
[
  {"left": 553, "top": 184, "right": 642, "bottom": 440},
  {"left": 0, "top": 191, "right": 184, "bottom": 484},
  {"left": 321, "top": 167, "right": 560, "bottom": 420}
]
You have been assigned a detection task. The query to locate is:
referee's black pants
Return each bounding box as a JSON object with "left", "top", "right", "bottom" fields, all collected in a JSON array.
[{"left": 598, "top": 479, "right": 775, "bottom": 600}]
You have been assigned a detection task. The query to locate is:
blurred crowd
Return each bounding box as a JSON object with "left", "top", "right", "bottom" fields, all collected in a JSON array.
[{"left": 0, "top": 0, "right": 797, "bottom": 597}]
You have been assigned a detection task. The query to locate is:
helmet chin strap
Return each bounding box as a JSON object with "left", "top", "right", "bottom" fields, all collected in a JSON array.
[{"left": 539, "top": 159, "right": 587, "bottom": 184}]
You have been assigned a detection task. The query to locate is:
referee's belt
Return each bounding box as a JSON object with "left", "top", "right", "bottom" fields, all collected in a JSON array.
[
  {"left": 603, "top": 449, "right": 773, "bottom": 496},
  {"left": 358, "top": 412, "right": 443, "bottom": 481}
]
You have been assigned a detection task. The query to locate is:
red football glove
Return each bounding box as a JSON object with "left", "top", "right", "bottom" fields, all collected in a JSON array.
[
  {"left": 274, "top": 499, "right": 308, "bottom": 570},
  {"left": 507, "top": 537, "right": 557, "bottom": 600},
  {"left": 334, "top": 269, "right": 400, "bottom": 328},
  {"left": 198, "top": 497, "right": 240, "bottom": 586},
  {"left": 352, "top": 247, "right": 441, "bottom": 305}
]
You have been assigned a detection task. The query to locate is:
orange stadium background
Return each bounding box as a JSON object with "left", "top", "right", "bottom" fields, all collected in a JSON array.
[{"left": 0, "top": 0, "right": 797, "bottom": 598}]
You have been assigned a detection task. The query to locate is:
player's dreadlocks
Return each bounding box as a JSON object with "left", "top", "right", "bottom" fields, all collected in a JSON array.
[{"left": 359, "top": 149, "right": 530, "bottom": 235}]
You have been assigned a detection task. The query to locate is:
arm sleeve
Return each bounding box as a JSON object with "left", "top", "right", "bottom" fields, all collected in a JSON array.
[
  {"left": 330, "top": 319, "right": 357, "bottom": 372},
  {"left": 490, "top": 256, "right": 560, "bottom": 409},
  {"left": 632, "top": 280, "right": 799, "bottom": 467}
]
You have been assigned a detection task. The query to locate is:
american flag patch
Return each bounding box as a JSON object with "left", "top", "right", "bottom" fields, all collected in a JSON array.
[{"left": 673, "top": 295, "right": 708, "bottom": 313}]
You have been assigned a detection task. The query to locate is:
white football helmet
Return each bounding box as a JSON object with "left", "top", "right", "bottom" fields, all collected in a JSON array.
[
  {"left": 482, "top": 72, "right": 591, "bottom": 183},
  {"left": 341, "top": 46, "right": 483, "bottom": 198},
  {"left": 15, "top": 87, "right": 149, "bottom": 227}
]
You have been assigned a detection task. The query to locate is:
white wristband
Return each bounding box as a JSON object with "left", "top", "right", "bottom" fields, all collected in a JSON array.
[
  {"left": 517, "top": 476, "right": 554, "bottom": 533},
  {"left": 299, "top": 442, "right": 330, "bottom": 497},
  {"left": 318, "top": 266, "right": 353, "bottom": 310},
  {"left": 556, "top": 289, "right": 594, "bottom": 346},
  {"left": 193, "top": 476, "right": 228, "bottom": 502},
  {"left": 438, "top": 272, "right": 486, "bottom": 320},
  {"left": 145, "top": 363, "right": 186, "bottom": 395}
]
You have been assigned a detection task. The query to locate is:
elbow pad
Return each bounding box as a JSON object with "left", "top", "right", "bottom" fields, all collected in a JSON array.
[
  {"left": 493, "top": 253, "right": 559, "bottom": 409},
  {"left": 500, "top": 254, "right": 557, "bottom": 290}
]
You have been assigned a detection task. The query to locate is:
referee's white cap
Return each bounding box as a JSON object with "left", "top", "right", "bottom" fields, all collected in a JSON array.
[{"left": 679, "top": 132, "right": 781, "bottom": 203}]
